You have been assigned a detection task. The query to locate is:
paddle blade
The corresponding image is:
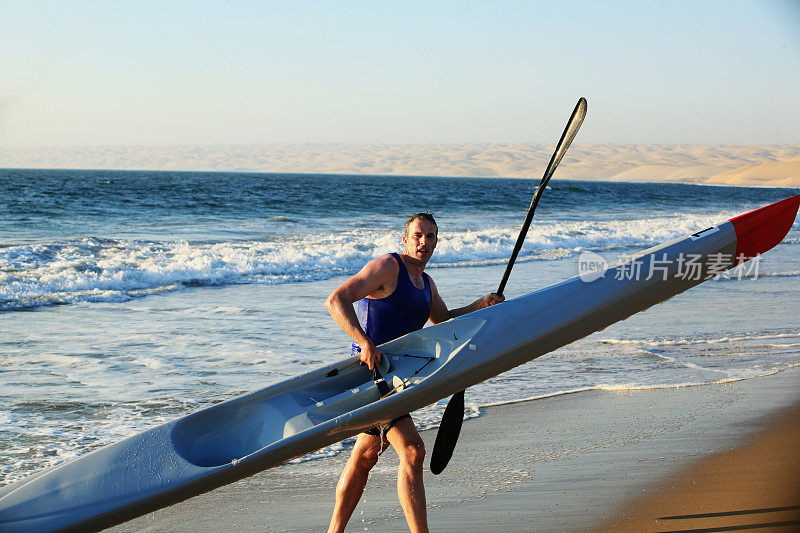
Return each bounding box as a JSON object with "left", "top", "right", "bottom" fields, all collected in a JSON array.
[
  {"left": 496, "top": 97, "right": 587, "bottom": 296},
  {"left": 539, "top": 97, "right": 587, "bottom": 189},
  {"left": 430, "top": 390, "right": 465, "bottom": 475}
]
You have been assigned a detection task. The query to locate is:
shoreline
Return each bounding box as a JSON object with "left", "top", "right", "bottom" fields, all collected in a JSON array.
[
  {"left": 3, "top": 143, "right": 800, "bottom": 187},
  {"left": 2, "top": 166, "right": 800, "bottom": 190},
  {"left": 111, "top": 366, "right": 800, "bottom": 532}
]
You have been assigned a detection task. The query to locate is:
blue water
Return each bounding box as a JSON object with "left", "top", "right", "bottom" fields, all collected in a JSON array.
[
  {"left": 1, "top": 169, "right": 793, "bottom": 312},
  {"left": 1, "top": 168, "right": 799, "bottom": 484},
  {"left": 0, "top": 169, "right": 768, "bottom": 244}
]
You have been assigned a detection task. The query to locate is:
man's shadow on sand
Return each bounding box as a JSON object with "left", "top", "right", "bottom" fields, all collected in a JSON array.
[{"left": 656, "top": 504, "right": 800, "bottom": 532}]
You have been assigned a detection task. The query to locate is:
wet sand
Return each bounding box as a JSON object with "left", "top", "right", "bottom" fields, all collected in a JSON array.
[
  {"left": 111, "top": 367, "right": 800, "bottom": 532},
  {"left": 598, "top": 402, "right": 800, "bottom": 532}
]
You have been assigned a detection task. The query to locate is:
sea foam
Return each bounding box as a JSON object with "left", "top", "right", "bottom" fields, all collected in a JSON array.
[{"left": 0, "top": 212, "right": 739, "bottom": 311}]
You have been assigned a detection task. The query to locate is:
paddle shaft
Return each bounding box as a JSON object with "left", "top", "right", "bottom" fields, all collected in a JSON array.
[
  {"left": 430, "top": 98, "right": 588, "bottom": 475},
  {"left": 496, "top": 97, "right": 587, "bottom": 296}
]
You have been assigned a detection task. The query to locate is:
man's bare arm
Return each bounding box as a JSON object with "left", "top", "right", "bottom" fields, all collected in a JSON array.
[
  {"left": 428, "top": 277, "right": 504, "bottom": 325},
  {"left": 324, "top": 255, "right": 398, "bottom": 370}
]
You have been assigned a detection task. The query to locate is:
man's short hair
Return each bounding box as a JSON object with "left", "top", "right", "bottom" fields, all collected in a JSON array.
[{"left": 404, "top": 212, "right": 438, "bottom": 236}]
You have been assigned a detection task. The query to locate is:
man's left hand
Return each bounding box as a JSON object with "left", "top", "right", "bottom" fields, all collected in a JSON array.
[{"left": 482, "top": 292, "right": 504, "bottom": 308}]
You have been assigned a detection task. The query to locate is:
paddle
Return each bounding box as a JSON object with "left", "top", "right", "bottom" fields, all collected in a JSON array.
[{"left": 430, "top": 97, "right": 587, "bottom": 475}]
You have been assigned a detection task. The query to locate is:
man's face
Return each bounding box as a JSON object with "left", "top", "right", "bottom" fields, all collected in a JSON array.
[{"left": 403, "top": 219, "right": 438, "bottom": 263}]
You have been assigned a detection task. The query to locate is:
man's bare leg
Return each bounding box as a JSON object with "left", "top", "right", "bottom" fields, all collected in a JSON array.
[
  {"left": 386, "top": 417, "right": 428, "bottom": 533},
  {"left": 328, "top": 433, "right": 385, "bottom": 533}
]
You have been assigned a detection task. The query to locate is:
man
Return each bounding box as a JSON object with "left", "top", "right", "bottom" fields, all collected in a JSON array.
[{"left": 325, "top": 212, "right": 504, "bottom": 533}]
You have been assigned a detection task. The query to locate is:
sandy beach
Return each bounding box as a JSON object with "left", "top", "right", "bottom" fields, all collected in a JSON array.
[
  {"left": 599, "top": 402, "right": 800, "bottom": 532},
  {"left": 108, "top": 367, "right": 800, "bottom": 532},
  {"left": 3, "top": 143, "right": 800, "bottom": 187}
]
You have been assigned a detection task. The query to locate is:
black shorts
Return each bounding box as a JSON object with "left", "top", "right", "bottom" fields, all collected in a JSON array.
[{"left": 363, "top": 414, "right": 411, "bottom": 437}]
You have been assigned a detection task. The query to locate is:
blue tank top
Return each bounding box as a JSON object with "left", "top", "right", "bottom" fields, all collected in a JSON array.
[{"left": 352, "top": 253, "right": 432, "bottom": 355}]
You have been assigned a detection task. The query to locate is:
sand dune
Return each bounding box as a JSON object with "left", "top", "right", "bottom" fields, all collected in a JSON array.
[
  {"left": 707, "top": 155, "right": 800, "bottom": 187},
  {"left": 2, "top": 143, "right": 799, "bottom": 187}
]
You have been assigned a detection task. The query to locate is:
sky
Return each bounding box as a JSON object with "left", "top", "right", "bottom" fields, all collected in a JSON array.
[{"left": 1, "top": 0, "right": 799, "bottom": 147}]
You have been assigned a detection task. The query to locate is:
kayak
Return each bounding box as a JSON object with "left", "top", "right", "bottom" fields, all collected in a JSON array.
[{"left": 1, "top": 195, "right": 797, "bottom": 532}]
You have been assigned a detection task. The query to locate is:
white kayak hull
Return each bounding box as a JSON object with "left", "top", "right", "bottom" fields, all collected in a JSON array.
[{"left": 1, "top": 196, "right": 797, "bottom": 532}]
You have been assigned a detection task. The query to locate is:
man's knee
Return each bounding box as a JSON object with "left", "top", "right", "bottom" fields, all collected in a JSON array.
[
  {"left": 351, "top": 446, "right": 380, "bottom": 472},
  {"left": 399, "top": 440, "right": 425, "bottom": 469}
]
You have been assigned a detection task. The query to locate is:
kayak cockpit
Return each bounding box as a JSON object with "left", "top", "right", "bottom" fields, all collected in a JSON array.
[
  {"left": 170, "top": 318, "right": 486, "bottom": 468},
  {"left": 170, "top": 359, "right": 387, "bottom": 467}
]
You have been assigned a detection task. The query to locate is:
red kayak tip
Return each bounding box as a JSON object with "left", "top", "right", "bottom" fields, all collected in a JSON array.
[{"left": 729, "top": 195, "right": 800, "bottom": 264}]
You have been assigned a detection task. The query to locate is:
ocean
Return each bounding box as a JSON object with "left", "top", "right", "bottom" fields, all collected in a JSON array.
[{"left": 1, "top": 168, "right": 798, "bottom": 485}]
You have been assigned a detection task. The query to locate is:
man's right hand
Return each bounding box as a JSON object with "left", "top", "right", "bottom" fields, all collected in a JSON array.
[{"left": 358, "top": 342, "right": 382, "bottom": 370}]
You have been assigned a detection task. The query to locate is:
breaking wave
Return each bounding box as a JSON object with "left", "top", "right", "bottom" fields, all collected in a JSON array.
[{"left": 0, "top": 212, "right": 740, "bottom": 311}]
